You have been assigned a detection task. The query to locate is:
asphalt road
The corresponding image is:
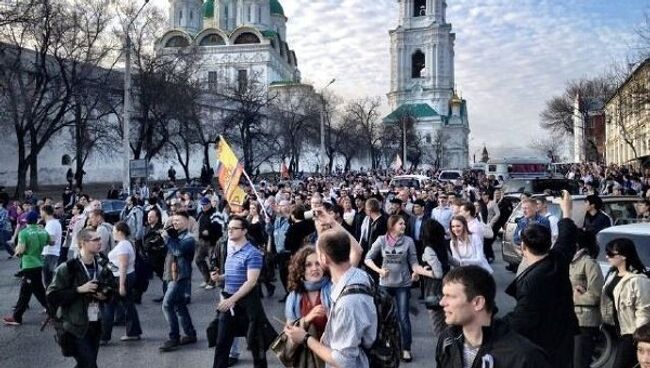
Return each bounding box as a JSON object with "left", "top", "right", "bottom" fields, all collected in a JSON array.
[{"left": 0, "top": 241, "right": 517, "bottom": 368}]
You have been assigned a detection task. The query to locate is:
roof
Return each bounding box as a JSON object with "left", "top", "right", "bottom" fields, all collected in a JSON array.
[
  {"left": 203, "top": 0, "right": 214, "bottom": 19},
  {"left": 597, "top": 223, "right": 650, "bottom": 236},
  {"left": 384, "top": 103, "right": 438, "bottom": 121},
  {"left": 270, "top": 0, "right": 285, "bottom": 16},
  {"left": 605, "top": 57, "right": 650, "bottom": 105}
]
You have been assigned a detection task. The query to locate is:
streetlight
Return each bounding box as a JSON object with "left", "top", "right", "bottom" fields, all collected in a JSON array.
[
  {"left": 320, "top": 78, "right": 335, "bottom": 175},
  {"left": 122, "top": 0, "right": 149, "bottom": 194}
]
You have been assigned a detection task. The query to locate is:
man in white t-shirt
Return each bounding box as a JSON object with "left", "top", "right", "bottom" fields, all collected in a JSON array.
[{"left": 41, "top": 204, "right": 62, "bottom": 286}]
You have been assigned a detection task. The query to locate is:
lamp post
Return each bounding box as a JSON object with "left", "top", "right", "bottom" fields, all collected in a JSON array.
[
  {"left": 122, "top": 0, "right": 149, "bottom": 194},
  {"left": 320, "top": 78, "right": 335, "bottom": 175}
]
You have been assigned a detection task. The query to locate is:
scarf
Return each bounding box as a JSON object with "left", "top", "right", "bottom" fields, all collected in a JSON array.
[
  {"left": 303, "top": 277, "right": 329, "bottom": 292},
  {"left": 386, "top": 233, "right": 399, "bottom": 247}
]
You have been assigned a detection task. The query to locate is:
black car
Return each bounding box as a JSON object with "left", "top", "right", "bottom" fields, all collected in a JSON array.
[{"left": 100, "top": 199, "right": 126, "bottom": 224}]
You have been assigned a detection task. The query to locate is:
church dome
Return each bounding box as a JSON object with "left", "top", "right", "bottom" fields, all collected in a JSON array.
[
  {"left": 270, "top": 0, "right": 284, "bottom": 16},
  {"left": 203, "top": 0, "right": 214, "bottom": 19}
]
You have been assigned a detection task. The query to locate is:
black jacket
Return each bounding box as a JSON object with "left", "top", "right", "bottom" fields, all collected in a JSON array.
[
  {"left": 197, "top": 207, "right": 222, "bottom": 244},
  {"left": 503, "top": 218, "right": 579, "bottom": 366},
  {"left": 436, "top": 319, "right": 551, "bottom": 368}
]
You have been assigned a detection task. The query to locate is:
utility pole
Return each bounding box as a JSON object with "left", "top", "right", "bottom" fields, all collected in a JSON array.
[
  {"left": 319, "top": 78, "right": 335, "bottom": 175},
  {"left": 122, "top": 0, "right": 149, "bottom": 194}
]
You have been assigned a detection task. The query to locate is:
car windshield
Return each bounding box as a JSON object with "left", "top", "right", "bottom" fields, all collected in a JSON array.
[
  {"left": 390, "top": 178, "right": 420, "bottom": 189},
  {"left": 440, "top": 172, "right": 460, "bottom": 180},
  {"left": 502, "top": 179, "right": 579, "bottom": 194}
]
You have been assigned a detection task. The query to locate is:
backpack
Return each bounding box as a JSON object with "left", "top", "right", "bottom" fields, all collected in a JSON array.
[{"left": 338, "top": 279, "right": 401, "bottom": 368}]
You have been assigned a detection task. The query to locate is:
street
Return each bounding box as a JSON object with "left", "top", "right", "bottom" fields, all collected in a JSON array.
[{"left": 0, "top": 241, "right": 516, "bottom": 368}]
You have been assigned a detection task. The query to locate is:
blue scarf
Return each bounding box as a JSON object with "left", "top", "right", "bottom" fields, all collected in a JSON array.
[{"left": 303, "top": 277, "right": 329, "bottom": 292}]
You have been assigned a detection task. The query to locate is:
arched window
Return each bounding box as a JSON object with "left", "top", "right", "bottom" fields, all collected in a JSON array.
[
  {"left": 199, "top": 34, "right": 225, "bottom": 46},
  {"left": 234, "top": 32, "right": 260, "bottom": 44},
  {"left": 165, "top": 35, "right": 190, "bottom": 48},
  {"left": 412, "top": 50, "right": 425, "bottom": 78},
  {"left": 61, "top": 154, "right": 71, "bottom": 166},
  {"left": 414, "top": 0, "right": 426, "bottom": 17}
]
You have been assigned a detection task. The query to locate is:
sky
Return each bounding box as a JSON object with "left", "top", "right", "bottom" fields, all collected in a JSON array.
[{"left": 152, "top": 0, "right": 648, "bottom": 158}]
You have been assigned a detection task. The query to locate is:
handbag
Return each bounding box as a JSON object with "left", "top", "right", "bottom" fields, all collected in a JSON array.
[
  {"left": 270, "top": 320, "right": 302, "bottom": 367},
  {"left": 423, "top": 277, "right": 443, "bottom": 310}
]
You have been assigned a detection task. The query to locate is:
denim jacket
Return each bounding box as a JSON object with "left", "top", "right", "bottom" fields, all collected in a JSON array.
[{"left": 163, "top": 230, "right": 196, "bottom": 281}]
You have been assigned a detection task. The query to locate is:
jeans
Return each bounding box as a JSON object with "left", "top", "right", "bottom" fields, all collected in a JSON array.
[
  {"left": 382, "top": 286, "right": 412, "bottom": 351},
  {"left": 42, "top": 254, "right": 59, "bottom": 287},
  {"left": 72, "top": 321, "right": 102, "bottom": 368},
  {"left": 100, "top": 272, "right": 142, "bottom": 340},
  {"left": 162, "top": 278, "right": 196, "bottom": 341},
  {"left": 195, "top": 239, "right": 213, "bottom": 284},
  {"left": 0, "top": 229, "right": 14, "bottom": 256},
  {"left": 574, "top": 326, "right": 599, "bottom": 368},
  {"left": 14, "top": 267, "right": 48, "bottom": 323}
]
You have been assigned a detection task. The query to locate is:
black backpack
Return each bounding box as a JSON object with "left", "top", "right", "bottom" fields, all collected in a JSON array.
[{"left": 338, "top": 279, "right": 401, "bottom": 368}]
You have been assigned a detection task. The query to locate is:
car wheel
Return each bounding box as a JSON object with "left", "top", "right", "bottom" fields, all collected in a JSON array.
[{"left": 591, "top": 325, "right": 615, "bottom": 368}]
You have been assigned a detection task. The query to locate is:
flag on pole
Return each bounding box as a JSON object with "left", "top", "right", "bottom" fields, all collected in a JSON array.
[
  {"left": 215, "top": 136, "right": 247, "bottom": 208},
  {"left": 390, "top": 154, "right": 403, "bottom": 171}
]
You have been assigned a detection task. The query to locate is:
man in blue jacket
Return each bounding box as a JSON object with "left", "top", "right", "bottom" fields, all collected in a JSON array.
[{"left": 160, "top": 211, "right": 197, "bottom": 352}]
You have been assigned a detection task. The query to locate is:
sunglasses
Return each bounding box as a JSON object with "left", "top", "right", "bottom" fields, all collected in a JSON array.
[
  {"left": 86, "top": 237, "right": 102, "bottom": 242},
  {"left": 605, "top": 250, "right": 620, "bottom": 258}
]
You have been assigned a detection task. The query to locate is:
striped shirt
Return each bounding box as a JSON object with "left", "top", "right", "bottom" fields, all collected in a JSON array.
[{"left": 224, "top": 242, "right": 263, "bottom": 294}]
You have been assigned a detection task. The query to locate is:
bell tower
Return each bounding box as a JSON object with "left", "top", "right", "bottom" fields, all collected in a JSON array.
[{"left": 388, "top": 0, "right": 455, "bottom": 116}]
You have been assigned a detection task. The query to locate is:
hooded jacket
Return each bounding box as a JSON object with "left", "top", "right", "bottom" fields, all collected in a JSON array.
[{"left": 601, "top": 269, "right": 650, "bottom": 336}]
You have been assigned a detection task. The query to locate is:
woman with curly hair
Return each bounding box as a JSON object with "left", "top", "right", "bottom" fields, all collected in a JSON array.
[{"left": 284, "top": 246, "right": 331, "bottom": 368}]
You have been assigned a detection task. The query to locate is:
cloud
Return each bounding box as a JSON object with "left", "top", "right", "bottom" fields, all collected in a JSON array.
[{"left": 152, "top": 0, "right": 647, "bottom": 157}]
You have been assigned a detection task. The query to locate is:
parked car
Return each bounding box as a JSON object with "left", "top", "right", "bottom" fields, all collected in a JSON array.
[
  {"left": 587, "top": 224, "right": 650, "bottom": 368},
  {"left": 437, "top": 170, "right": 463, "bottom": 182},
  {"left": 100, "top": 199, "right": 126, "bottom": 224},
  {"left": 501, "top": 195, "right": 641, "bottom": 270},
  {"left": 500, "top": 177, "right": 580, "bottom": 195},
  {"left": 388, "top": 175, "right": 432, "bottom": 189}
]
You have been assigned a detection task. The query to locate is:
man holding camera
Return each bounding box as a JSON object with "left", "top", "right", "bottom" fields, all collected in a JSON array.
[{"left": 159, "top": 211, "right": 198, "bottom": 352}]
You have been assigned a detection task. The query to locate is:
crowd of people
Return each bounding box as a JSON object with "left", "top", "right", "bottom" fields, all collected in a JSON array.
[{"left": 1, "top": 160, "right": 649, "bottom": 368}]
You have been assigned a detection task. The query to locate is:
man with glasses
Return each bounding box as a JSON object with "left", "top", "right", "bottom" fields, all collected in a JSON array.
[{"left": 211, "top": 216, "right": 273, "bottom": 368}]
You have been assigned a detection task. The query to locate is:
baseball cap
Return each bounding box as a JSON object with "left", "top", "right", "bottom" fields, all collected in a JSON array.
[{"left": 200, "top": 197, "right": 211, "bottom": 206}]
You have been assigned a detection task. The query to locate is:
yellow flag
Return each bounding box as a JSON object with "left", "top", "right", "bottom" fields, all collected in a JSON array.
[{"left": 216, "top": 136, "right": 246, "bottom": 207}]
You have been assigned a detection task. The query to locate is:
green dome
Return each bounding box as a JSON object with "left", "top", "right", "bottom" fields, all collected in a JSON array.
[
  {"left": 270, "top": 0, "right": 284, "bottom": 16},
  {"left": 203, "top": 0, "right": 214, "bottom": 18}
]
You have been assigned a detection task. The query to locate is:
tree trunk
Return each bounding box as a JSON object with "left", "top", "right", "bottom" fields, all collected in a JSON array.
[
  {"left": 75, "top": 103, "right": 85, "bottom": 190},
  {"left": 203, "top": 142, "right": 211, "bottom": 168},
  {"left": 29, "top": 154, "right": 39, "bottom": 191}
]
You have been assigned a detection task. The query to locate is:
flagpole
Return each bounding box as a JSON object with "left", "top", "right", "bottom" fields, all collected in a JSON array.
[{"left": 240, "top": 168, "right": 270, "bottom": 221}]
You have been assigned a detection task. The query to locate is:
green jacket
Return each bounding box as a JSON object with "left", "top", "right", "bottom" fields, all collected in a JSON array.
[
  {"left": 46, "top": 255, "right": 114, "bottom": 338},
  {"left": 18, "top": 224, "right": 49, "bottom": 269}
]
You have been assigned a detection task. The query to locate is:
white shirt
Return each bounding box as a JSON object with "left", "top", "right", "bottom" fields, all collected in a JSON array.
[
  {"left": 108, "top": 240, "right": 136, "bottom": 276},
  {"left": 42, "top": 218, "right": 62, "bottom": 256},
  {"left": 544, "top": 212, "right": 559, "bottom": 245}
]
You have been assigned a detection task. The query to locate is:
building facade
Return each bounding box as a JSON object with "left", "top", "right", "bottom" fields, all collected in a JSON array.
[
  {"left": 156, "top": 0, "right": 300, "bottom": 90},
  {"left": 605, "top": 58, "right": 650, "bottom": 167},
  {"left": 384, "top": 0, "right": 469, "bottom": 169}
]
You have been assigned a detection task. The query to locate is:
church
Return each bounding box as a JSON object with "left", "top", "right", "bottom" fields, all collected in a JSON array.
[
  {"left": 384, "top": 0, "right": 470, "bottom": 169},
  {"left": 156, "top": 0, "right": 301, "bottom": 91}
]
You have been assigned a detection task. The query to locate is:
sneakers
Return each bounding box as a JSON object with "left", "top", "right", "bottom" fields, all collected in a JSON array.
[
  {"left": 402, "top": 350, "right": 413, "bottom": 362},
  {"left": 179, "top": 335, "right": 197, "bottom": 345},
  {"left": 199, "top": 281, "right": 207, "bottom": 288},
  {"left": 120, "top": 335, "right": 141, "bottom": 342},
  {"left": 2, "top": 316, "right": 20, "bottom": 326},
  {"left": 204, "top": 283, "right": 215, "bottom": 290},
  {"left": 159, "top": 339, "right": 180, "bottom": 352}
]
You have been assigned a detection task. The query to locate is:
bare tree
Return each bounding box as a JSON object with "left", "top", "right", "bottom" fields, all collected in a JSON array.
[
  {"left": 344, "top": 97, "right": 383, "bottom": 169},
  {"left": 269, "top": 84, "right": 319, "bottom": 173},
  {"left": 0, "top": 1, "right": 76, "bottom": 195},
  {"left": 431, "top": 130, "right": 447, "bottom": 171},
  {"left": 221, "top": 71, "right": 279, "bottom": 173},
  {"left": 539, "top": 76, "right": 614, "bottom": 135},
  {"left": 530, "top": 134, "right": 565, "bottom": 163}
]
